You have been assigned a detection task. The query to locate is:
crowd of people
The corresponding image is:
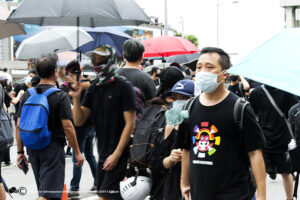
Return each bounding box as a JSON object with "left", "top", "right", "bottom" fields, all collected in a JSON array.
[{"left": 0, "top": 39, "right": 300, "bottom": 200}]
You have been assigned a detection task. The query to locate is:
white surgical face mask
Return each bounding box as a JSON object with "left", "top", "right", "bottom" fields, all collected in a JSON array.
[
  {"left": 172, "top": 100, "right": 187, "bottom": 110},
  {"left": 195, "top": 71, "right": 225, "bottom": 93}
]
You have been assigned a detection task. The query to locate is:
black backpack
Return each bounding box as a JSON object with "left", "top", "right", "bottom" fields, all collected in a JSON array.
[
  {"left": 129, "top": 104, "right": 167, "bottom": 170},
  {"left": 0, "top": 86, "right": 14, "bottom": 152}
]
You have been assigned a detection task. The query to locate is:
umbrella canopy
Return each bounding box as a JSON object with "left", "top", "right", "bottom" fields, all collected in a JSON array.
[
  {"left": 143, "top": 63, "right": 171, "bottom": 73},
  {"left": 7, "top": 0, "right": 150, "bottom": 27},
  {"left": 0, "top": 6, "right": 26, "bottom": 39},
  {"left": 16, "top": 27, "right": 93, "bottom": 59},
  {"left": 228, "top": 28, "right": 300, "bottom": 97},
  {"left": 166, "top": 52, "right": 200, "bottom": 64},
  {"left": 142, "top": 36, "right": 199, "bottom": 58},
  {"left": 57, "top": 51, "right": 78, "bottom": 66},
  {"left": 76, "top": 27, "right": 132, "bottom": 57}
]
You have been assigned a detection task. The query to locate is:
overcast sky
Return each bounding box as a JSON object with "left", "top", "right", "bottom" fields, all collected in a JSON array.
[{"left": 135, "top": 0, "right": 285, "bottom": 63}]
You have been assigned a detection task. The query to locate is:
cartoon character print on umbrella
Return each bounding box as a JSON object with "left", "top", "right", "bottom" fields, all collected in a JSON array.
[{"left": 192, "top": 122, "right": 221, "bottom": 158}]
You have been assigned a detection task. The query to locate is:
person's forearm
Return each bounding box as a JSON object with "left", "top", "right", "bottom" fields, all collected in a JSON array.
[
  {"left": 249, "top": 149, "right": 266, "bottom": 200},
  {"left": 15, "top": 118, "right": 24, "bottom": 152},
  {"left": 11, "top": 95, "right": 21, "bottom": 105},
  {"left": 113, "top": 112, "right": 136, "bottom": 158},
  {"left": 240, "top": 76, "right": 250, "bottom": 91},
  {"left": 163, "top": 156, "right": 175, "bottom": 169},
  {"left": 80, "top": 81, "right": 90, "bottom": 90},
  {"left": 181, "top": 149, "right": 190, "bottom": 189},
  {"left": 72, "top": 95, "right": 86, "bottom": 127},
  {"left": 63, "top": 124, "right": 81, "bottom": 154}
]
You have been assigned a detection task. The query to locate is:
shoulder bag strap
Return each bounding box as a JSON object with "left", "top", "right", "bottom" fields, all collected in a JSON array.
[{"left": 261, "top": 85, "right": 295, "bottom": 139}]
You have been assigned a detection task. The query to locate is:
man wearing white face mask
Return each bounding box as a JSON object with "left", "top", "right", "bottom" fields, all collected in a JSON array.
[{"left": 178, "top": 47, "right": 266, "bottom": 200}]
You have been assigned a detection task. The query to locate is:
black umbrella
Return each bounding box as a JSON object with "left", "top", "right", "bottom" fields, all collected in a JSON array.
[
  {"left": 7, "top": 0, "right": 150, "bottom": 58},
  {"left": 165, "top": 52, "right": 200, "bottom": 64}
]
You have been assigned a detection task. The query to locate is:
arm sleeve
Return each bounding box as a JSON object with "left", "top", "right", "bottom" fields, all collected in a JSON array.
[
  {"left": 121, "top": 81, "right": 136, "bottom": 111},
  {"left": 242, "top": 104, "right": 266, "bottom": 153},
  {"left": 81, "top": 84, "right": 94, "bottom": 110},
  {"left": 145, "top": 76, "right": 156, "bottom": 100},
  {"left": 175, "top": 121, "right": 191, "bottom": 150},
  {"left": 58, "top": 92, "right": 73, "bottom": 120},
  {"left": 13, "top": 84, "right": 20, "bottom": 95},
  {"left": 289, "top": 103, "right": 300, "bottom": 145}
]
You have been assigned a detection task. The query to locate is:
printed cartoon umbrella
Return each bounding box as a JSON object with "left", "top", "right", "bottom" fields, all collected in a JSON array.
[
  {"left": 142, "top": 36, "right": 199, "bottom": 58},
  {"left": 228, "top": 28, "right": 300, "bottom": 97},
  {"left": 76, "top": 27, "right": 132, "bottom": 57},
  {"left": 0, "top": 6, "right": 25, "bottom": 39},
  {"left": 16, "top": 27, "right": 93, "bottom": 59}
]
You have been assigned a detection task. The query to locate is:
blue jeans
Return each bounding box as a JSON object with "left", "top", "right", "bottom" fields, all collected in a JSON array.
[{"left": 70, "top": 125, "right": 97, "bottom": 191}]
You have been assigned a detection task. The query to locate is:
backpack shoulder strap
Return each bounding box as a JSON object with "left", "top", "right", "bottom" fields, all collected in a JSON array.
[
  {"left": 183, "top": 96, "right": 197, "bottom": 114},
  {"left": 28, "top": 88, "right": 37, "bottom": 96},
  {"left": 233, "top": 97, "right": 250, "bottom": 131},
  {"left": 42, "top": 87, "right": 60, "bottom": 97}
]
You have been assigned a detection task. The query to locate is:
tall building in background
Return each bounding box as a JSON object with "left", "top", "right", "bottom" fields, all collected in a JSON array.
[{"left": 281, "top": 0, "right": 300, "bottom": 27}]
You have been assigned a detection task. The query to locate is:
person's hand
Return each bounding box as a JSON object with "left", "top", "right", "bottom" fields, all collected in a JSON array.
[
  {"left": 68, "top": 81, "right": 82, "bottom": 98},
  {"left": 18, "top": 90, "right": 25, "bottom": 97},
  {"left": 58, "top": 68, "right": 66, "bottom": 80},
  {"left": 181, "top": 185, "right": 191, "bottom": 200},
  {"left": 74, "top": 152, "right": 84, "bottom": 167},
  {"left": 16, "top": 154, "right": 28, "bottom": 170},
  {"left": 102, "top": 153, "right": 120, "bottom": 171},
  {"left": 169, "top": 149, "right": 182, "bottom": 163},
  {"left": 256, "top": 197, "right": 266, "bottom": 200}
]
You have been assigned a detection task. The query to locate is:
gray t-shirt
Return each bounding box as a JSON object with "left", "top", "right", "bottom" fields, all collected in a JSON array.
[{"left": 116, "top": 68, "right": 156, "bottom": 100}]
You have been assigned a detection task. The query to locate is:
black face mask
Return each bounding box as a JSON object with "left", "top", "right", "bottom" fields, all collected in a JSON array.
[
  {"left": 155, "top": 74, "right": 160, "bottom": 78},
  {"left": 92, "top": 58, "right": 108, "bottom": 66},
  {"left": 230, "top": 76, "right": 239, "bottom": 82}
]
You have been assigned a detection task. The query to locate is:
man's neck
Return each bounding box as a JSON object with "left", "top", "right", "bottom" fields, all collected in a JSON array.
[
  {"left": 39, "top": 78, "right": 56, "bottom": 86},
  {"left": 152, "top": 74, "right": 156, "bottom": 81},
  {"left": 200, "top": 83, "right": 230, "bottom": 106},
  {"left": 124, "top": 61, "right": 140, "bottom": 69}
]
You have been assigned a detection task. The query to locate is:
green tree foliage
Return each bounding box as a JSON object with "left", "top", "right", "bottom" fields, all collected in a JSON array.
[
  {"left": 184, "top": 34, "right": 199, "bottom": 47},
  {"left": 174, "top": 30, "right": 182, "bottom": 37}
]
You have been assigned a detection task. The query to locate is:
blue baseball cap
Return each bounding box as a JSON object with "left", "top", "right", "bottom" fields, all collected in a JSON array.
[{"left": 171, "top": 79, "right": 194, "bottom": 97}]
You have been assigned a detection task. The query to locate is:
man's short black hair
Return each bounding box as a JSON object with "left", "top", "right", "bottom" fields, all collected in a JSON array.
[
  {"left": 3, "top": 68, "right": 8, "bottom": 72},
  {"left": 200, "top": 47, "right": 231, "bottom": 70},
  {"left": 36, "top": 56, "right": 57, "bottom": 78},
  {"left": 151, "top": 67, "right": 159, "bottom": 75},
  {"left": 123, "top": 39, "right": 145, "bottom": 62},
  {"left": 28, "top": 69, "right": 37, "bottom": 75}
]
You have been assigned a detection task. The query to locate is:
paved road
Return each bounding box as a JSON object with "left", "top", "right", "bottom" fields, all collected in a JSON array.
[{"left": 2, "top": 144, "right": 299, "bottom": 200}]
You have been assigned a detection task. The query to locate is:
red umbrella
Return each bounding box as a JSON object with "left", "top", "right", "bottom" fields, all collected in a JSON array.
[{"left": 142, "top": 35, "right": 199, "bottom": 58}]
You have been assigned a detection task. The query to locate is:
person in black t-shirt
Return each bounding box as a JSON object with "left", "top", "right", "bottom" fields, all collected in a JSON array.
[
  {"left": 250, "top": 85, "right": 298, "bottom": 200},
  {"left": 59, "top": 61, "right": 98, "bottom": 197},
  {"left": 116, "top": 39, "right": 156, "bottom": 101},
  {"left": 16, "top": 55, "right": 84, "bottom": 199},
  {"left": 151, "top": 67, "right": 161, "bottom": 87},
  {"left": 71, "top": 45, "right": 136, "bottom": 200},
  {"left": 228, "top": 75, "right": 250, "bottom": 98},
  {"left": 178, "top": 47, "right": 266, "bottom": 200}
]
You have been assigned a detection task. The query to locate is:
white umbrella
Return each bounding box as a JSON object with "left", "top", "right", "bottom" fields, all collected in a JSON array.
[{"left": 16, "top": 27, "right": 93, "bottom": 59}]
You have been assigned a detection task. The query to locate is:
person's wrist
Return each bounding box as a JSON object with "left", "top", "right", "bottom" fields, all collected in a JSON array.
[{"left": 17, "top": 150, "right": 24, "bottom": 154}]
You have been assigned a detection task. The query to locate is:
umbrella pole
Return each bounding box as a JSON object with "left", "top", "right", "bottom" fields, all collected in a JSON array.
[{"left": 77, "top": 17, "right": 80, "bottom": 61}]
